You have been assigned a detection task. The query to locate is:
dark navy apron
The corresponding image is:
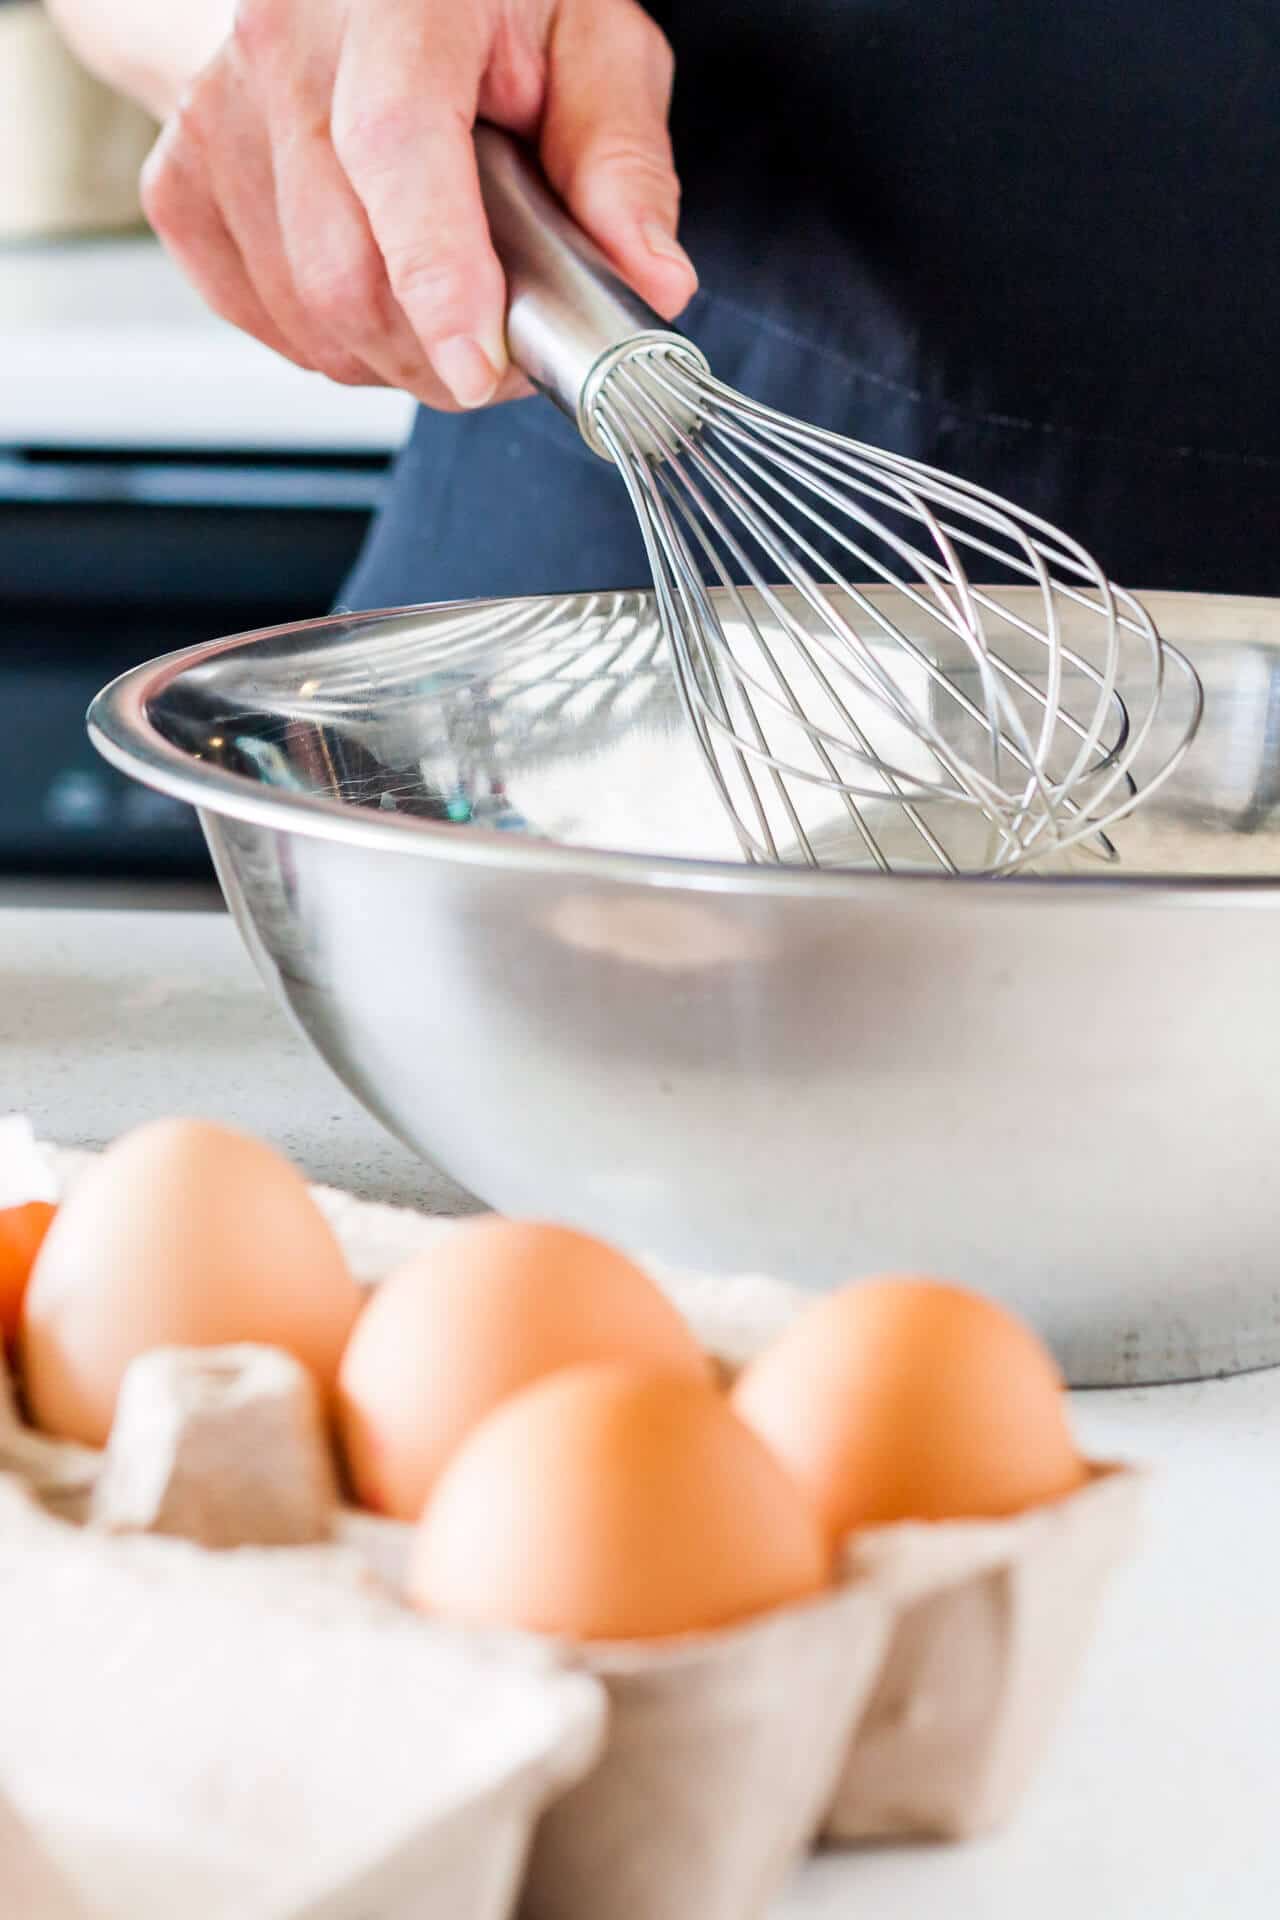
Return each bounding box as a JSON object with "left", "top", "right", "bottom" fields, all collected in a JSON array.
[{"left": 342, "top": 1, "right": 1280, "bottom": 610}]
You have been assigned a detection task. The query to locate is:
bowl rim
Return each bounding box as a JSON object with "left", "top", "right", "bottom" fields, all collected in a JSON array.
[{"left": 86, "top": 591, "right": 1280, "bottom": 905}]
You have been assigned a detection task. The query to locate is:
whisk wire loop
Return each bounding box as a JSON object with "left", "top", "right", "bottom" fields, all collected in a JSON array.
[{"left": 585, "top": 342, "right": 1201, "bottom": 875}]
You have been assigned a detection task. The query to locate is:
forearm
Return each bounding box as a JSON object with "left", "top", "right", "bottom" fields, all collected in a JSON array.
[{"left": 44, "top": 0, "right": 235, "bottom": 118}]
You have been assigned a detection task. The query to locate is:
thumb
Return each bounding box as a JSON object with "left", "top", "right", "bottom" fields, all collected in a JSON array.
[{"left": 539, "top": 0, "right": 697, "bottom": 320}]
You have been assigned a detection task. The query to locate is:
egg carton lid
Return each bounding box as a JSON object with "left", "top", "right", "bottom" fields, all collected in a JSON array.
[{"left": 0, "top": 1476, "right": 604, "bottom": 1920}]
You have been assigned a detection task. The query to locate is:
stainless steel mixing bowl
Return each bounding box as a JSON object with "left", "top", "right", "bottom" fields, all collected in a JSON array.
[{"left": 89, "top": 586, "right": 1280, "bottom": 1386}]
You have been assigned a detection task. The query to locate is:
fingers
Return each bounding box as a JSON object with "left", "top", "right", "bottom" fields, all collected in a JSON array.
[
  {"left": 194, "top": 53, "right": 385, "bottom": 389},
  {"left": 541, "top": 0, "right": 697, "bottom": 321},
  {"left": 140, "top": 118, "right": 316, "bottom": 372},
  {"left": 143, "top": 46, "right": 387, "bottom": 389},
  {"left": 332, "top": 1, "right": 510, "bottom": 407},
  {"left": 232, "top": 0, "right": 524, "bottom": 410},
  {"left": 260, "top": 35, "right": 451, "bottom": 402}
]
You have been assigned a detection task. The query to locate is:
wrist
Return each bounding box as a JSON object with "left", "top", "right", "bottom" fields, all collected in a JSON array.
[{"left": 44, "top": 0, "right": 236, "bottom": 120}]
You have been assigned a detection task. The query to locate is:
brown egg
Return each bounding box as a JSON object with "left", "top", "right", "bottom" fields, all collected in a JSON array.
[
  {"left": 21, "top": 1118, "right": 361, "bottom": 1445},
  {"left": 338, "top": 1218, "right": 710, "bottom": 1520},
  {"left": 0, "top": 1202, "right": 55, "bottom": 1348},
  {"left": 408, "top": 1364, "right": 830, "bottom": 1640},
  {"left": 731, "top": 1276, "right": 1086, "bottom": 1540}
]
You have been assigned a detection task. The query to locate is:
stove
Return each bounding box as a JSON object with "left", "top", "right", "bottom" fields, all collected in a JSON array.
[
  {"left": 0, "top": 232, "right": 413, "bottom": 894},
  {"left": 0, "top": 444, "right": 389, "bottom": 882}
]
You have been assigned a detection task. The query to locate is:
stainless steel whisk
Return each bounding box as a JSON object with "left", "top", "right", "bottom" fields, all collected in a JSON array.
[{"left": 475, "top": 129, "right": 1203, "bottom": 874}]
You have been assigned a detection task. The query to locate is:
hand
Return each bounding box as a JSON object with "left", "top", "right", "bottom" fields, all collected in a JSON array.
[{"left": 140, "top": 0, "right": 697, "bottom": 411}]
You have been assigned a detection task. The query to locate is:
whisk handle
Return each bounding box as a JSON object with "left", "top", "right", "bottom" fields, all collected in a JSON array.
[{"left": 474, "top": 125, "right": 706, "bottom": 456}]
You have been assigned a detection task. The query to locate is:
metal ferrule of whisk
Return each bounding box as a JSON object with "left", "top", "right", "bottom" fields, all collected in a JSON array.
[
  {"left": 475, "top": 128, "right": 1203, "bottom": 875},
  {"left": 475, "top": 127, "right": 711, "bottom": 457}
]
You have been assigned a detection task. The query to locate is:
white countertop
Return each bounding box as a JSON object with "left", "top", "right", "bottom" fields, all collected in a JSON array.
[
  {"left": 0, "top": 906, "right": 454, "bottom": 1209},
  {"left": 3, "top": 904, "right": 1277, "bottom": 1919},
  {"left": 0, "top": 234, "right": 416, "bottom": 451}
]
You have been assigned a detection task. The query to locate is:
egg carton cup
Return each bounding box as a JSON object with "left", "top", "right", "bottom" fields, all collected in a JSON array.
[
  {"left": 518, "top": 1577, "right": 891, "bottom": 1920},
  {"left": 828, "top": 1463, "right": 1141, "bottom": 1841},
  {"left": 1, "top": 1138, "right": 1143, "bottom": 1915}
]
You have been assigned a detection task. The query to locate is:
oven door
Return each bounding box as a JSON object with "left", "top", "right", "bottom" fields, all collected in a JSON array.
[{"left": 0, "top": 447, "right": 387, "bottom": 883}]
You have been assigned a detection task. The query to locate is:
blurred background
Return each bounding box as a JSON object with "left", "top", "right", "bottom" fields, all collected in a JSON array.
[{"left": 0, "top": 0, "right": 414, "bottom": 908}]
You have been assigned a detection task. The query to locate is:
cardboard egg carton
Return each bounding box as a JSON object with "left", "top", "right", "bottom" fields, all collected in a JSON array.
[{"left": 0, "top": 1145, "right": 1142, "bottom": 1918}]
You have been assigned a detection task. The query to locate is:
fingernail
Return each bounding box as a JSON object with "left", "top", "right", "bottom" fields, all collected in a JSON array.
[
  {"left": 642, "top": 221, "right": 697, "bottom": 284},
  {"left": 432, "top": 335, "right": 503, "bottom": 409}
]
